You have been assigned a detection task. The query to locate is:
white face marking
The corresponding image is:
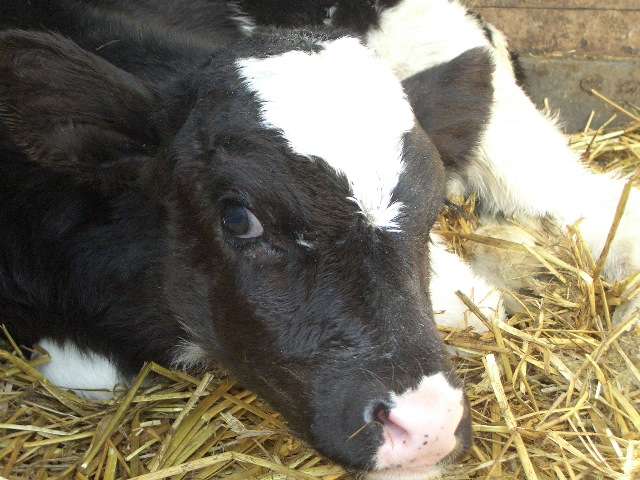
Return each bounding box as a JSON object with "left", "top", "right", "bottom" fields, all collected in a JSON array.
[
  {"left": 237, "top": 37, "right": 415, "bottom": 232},
  {"left": 37, "top": 339, "right": 125, "bottom": 401}
]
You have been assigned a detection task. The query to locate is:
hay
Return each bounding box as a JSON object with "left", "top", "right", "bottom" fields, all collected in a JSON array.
[{"left": 2, "top": 97, "right": 640, "bottom": 479}]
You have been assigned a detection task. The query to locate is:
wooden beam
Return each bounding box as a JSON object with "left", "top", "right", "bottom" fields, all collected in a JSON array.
[
  {"left": 468, "top": 1, "right": 640, "bottom": 11},
  {"left": 464, "top": 2, "right": 640, "bottom": 56}
]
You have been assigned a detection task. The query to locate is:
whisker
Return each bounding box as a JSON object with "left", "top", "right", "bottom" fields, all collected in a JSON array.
[{"left": 347, "top": 421, "right": 374, "bottom": 441}]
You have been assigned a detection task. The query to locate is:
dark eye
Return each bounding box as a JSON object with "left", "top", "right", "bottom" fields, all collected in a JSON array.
[{"left": 221, "top": 204, "right": 264, "bottom": 239}]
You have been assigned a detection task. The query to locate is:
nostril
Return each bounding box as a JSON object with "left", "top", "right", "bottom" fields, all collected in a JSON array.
[
  {"left": 368, "top": 401, "right": 412, "bottom": 447},
  {"left": 371, "top": 401, "right": 392, "bottom": 425}
]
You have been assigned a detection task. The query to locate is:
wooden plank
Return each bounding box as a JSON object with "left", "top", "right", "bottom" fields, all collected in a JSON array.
[
  {"left": 459, "top": 2, "right": 640, "bottom": 131},
  {"left": 468, "top": 1, "right": 640, "bottom": 10},
  {"left": 463, "top": 3, "right": 640, "bottom": 56}
]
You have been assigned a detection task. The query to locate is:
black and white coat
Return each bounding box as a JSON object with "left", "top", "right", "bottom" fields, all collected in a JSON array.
[{"left": 1, "top": 1, "right": 637, "bottom": 479}]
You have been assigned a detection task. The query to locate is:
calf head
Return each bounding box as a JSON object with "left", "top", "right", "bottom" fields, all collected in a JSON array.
[{"left": 0, "top": 31, "right": 471, "bottom": 477}]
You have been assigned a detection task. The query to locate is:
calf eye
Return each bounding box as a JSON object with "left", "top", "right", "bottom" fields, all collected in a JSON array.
[{"left": 222, "top": 204, "right": 264, "bottom": 239}]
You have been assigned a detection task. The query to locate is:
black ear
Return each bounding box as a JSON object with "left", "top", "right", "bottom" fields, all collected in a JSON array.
[
  {"left": 0, "top": 30, "right": 160, "bottom": 170},
  {"left": 401, "top": 47, "right": 495, "bottom": 170}
]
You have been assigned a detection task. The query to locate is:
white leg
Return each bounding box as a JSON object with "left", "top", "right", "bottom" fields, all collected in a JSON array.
[
  {"left": 430, "top": 234, "right": 505, "bottom": 333},
  {"left": 471, "top": 44, "right": 640, "bottom": 324},
  {"left": 459, "top": 28, "right": 640, "bottom": 291},
  {"left": 37, "top": 339, "right": 126, "bottom": 401},
  {"left": 465, "top": 220, "right": 538, "bottom": 284},
  {"left": 366, "top": 0, "right": 490, "bottom": 81}
]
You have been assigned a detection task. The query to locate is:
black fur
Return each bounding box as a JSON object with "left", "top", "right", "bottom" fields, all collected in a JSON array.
[
  {"left": 236, "top": 0, "right": 335, "bottom": 27},
  {"left": 402, "top": 48, "right": 495, "bottom": 170},
  {"left": 236, "top": 0, "right": 404, "bottom": 33},
  {"left": 509, "top": 49, "right": 528, "bottom": 89},
  {"left": 331, "top": 0, "right": 404, "bottom": 33}
]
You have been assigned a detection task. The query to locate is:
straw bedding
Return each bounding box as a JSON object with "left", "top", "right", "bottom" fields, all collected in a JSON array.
[{"left": 1, "top": 95, "right": 639, "bottom": 479}]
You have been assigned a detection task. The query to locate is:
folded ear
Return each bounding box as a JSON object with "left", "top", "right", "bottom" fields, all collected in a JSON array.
[
  {"left": 0, "top": 30, "right": 160, "bottom": 169},
  {"left": 401, "top": 48, "right": 494, "bottom": 170}
]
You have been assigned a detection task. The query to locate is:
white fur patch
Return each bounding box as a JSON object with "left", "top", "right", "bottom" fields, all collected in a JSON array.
[
  {"left": 37, "top": 339, "right": 125, "bottom": 401},
  {"left": 295, "top": 233, "right": 315, "bottom": 250},
  {"left": 366, "top": 0, "right": 489, "bottom": 80},
  {"left": 237, "top": 36, "right": 415, "bottom": 231},
  {"left": 430, "top": 235, "right": 505, "bottom": 332},
  {"left": 324, "top": 5, "right": 338, "bottom": 26}
]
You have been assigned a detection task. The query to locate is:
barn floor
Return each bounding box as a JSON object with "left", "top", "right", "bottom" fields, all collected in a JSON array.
[{"left": 1, "top": 103, "right": 639, "bottom": 479}]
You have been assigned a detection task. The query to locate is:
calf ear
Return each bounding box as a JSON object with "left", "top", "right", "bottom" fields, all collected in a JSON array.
[
  {"left": 401, "top": 48, "right": 494, "bottom": 170},
  {"left": 0, "top": 31, "right": 160, "bottom": 169}
]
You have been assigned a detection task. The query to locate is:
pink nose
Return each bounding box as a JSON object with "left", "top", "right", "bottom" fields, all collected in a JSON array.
[{"left": 371, "top": 373, "right": 465, "bottom": 477}]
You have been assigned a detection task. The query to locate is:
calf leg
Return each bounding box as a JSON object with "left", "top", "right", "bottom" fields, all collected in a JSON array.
[
  {"left": 430, "top": 234, "right": 504, "bottom": 332},
  {"left": 36, "top": 339, "right": 125, "bottom": 401}
]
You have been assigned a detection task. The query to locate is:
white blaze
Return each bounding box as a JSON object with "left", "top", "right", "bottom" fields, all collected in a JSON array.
[{"left": 237, "top": 37, "right": 415, "bottom": 231}]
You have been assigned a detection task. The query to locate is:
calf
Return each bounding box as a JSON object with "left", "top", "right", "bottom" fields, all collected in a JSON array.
[
  {"left": 0, "top": 1, "right": 477, "bottom": 478},
  {"left": 2, "top": 1, "right": 639, "bottom": 479}
]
